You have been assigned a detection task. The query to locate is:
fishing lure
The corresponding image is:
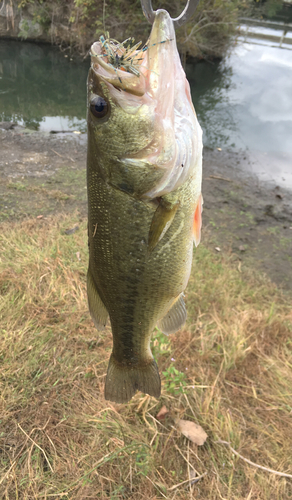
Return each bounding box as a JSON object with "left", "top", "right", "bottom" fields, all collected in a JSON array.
[{"left": 97, "top": 31, "right": 172, "bottom": 80}]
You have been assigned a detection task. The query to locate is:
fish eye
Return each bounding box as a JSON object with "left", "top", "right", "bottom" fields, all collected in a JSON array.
[{"left": 90, "top": 95, "right": 109, "bottom": 118}]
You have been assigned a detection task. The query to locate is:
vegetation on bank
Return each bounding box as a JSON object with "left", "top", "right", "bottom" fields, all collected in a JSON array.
[
  {"left": 13, "top": 0, "right": 285, "bottom": 58},
  {"left": 0, "top": 212, "right": 292, "bottom": 498}
]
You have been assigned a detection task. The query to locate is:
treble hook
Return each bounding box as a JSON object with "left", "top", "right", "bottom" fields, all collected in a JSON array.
[{"left": 140, "top": 0, "right": 200, "bottom": 28}]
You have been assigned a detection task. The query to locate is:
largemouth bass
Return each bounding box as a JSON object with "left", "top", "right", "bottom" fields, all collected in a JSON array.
[{"left": 87, "top": 9, "right": 203, "bottom": 403}]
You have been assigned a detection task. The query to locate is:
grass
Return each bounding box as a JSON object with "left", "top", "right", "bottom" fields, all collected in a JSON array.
[
  {"left": 0, "top": 167, "right": 87, "bottom": 222},
  {"left": 0, "top": 213, "right": 292, "bottom": 499}
]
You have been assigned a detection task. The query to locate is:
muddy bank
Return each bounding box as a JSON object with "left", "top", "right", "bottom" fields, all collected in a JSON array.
[
  {"left": 0, "top": 127, "right": 291, "bottom": 292},
  {"left": 201, "top": 147, "right": 292, "bottom": 292}
]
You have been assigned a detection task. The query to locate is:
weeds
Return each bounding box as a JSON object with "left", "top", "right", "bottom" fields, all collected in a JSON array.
[
  {"left": 16, "top": 0, "right": 248, "bottom": 58},
  {"left": 162, "top": 366, "right": 187, "bottom": 395},
  {"left": 0, "top": 213, "right": 292, "bottom": 498}
]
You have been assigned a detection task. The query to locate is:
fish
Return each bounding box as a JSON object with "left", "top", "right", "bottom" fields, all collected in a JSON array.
[{"left": 86, "top": 9, "right": 203, "bottom": 404}]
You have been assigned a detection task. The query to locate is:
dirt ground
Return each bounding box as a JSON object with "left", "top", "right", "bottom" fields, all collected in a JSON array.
[{"left": 1, "top": 126, "right": 291, "bottom": 292}]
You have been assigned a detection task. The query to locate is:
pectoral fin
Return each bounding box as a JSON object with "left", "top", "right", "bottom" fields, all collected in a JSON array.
[
  {"left": 87, "top": 269, "right": 108, "bottom": 330},
  {"left": 148, "top": 199, "right": 179, "bottom": 252},
  {"left": 157, "top": 293, "right": 187, "bottom": 335}
]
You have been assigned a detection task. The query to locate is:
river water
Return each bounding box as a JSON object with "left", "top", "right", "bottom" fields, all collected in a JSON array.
[
  {"left": 0, "top": 21, "right": 292, "bottom": 188},
  {"left": 187, "top": 39, "right": 292, "bottom": 189}
]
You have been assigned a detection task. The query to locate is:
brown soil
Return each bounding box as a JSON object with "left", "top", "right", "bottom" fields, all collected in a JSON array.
[{"left": 1, "top": 126, "right": 291, "bottom": 292}]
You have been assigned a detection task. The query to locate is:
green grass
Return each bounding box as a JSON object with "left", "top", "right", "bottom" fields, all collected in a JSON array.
[{"left": 0, "top": 213, "right": 292, "bottom": 499}]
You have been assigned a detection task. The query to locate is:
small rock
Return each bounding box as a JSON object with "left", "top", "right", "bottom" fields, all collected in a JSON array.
[
  {"left": 64, "top": 225, "right": 79, "bottom": 235},
  {"left": 0, "top": 122, "right": 18, "bottom": 130},
  {"left": 265, "top": 205, "right": 274, "bottom": 217},
  {"left": 19, "top": 18, "right": 43, "bottom": 38},
  {"left": 238, "top": 245, "right": 245, "bottom": 252}
]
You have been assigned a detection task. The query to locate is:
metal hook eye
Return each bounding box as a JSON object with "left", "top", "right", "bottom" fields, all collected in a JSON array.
[{"left": 140, "top": 0, "right": 199, "bottom": 28}]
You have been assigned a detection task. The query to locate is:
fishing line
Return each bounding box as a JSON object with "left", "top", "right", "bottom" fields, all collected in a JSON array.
[{"left": 103, "top": 0, "right": 106, "bottom": 33}]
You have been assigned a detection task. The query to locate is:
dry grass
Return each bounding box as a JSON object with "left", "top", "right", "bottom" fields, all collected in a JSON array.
[{"left": 0, "top": 213, "right": 292, "bottom": 499}]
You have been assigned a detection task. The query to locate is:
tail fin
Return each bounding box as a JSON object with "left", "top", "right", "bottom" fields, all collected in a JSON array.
[{"left": 104, "top": 355, "right": 161, "bottom": 403}]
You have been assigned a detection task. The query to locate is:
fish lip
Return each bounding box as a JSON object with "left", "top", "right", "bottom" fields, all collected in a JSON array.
[{"left": 144, "top": 9, "right": 176, "bottom": 95}]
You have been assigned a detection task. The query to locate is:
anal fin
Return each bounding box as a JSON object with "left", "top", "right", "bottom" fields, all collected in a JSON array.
[
  {"left": 157, "top": 293, "right": 187, "bottom": 335},
  {"left": 104, "top": 355, "right": 161, "bottom": 403},
  {"left": 87, "top": 269, "right": 108, "bottom": 330}
]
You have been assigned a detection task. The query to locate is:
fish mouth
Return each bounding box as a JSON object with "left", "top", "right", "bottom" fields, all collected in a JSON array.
[{"left": 90, "top": 10, "right": 176, "bottom": 97}]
